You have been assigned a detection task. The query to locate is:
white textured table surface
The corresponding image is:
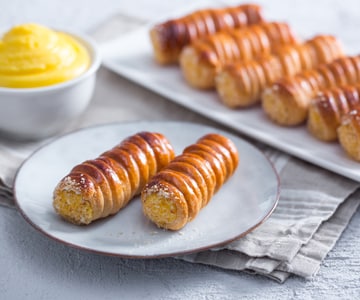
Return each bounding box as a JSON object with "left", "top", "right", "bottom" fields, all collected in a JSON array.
[{"left": 1, "top": 0, "right": 360, "bottom": 299}]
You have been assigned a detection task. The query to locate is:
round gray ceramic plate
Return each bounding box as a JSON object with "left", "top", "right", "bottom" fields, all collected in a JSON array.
[{"left": 14, "top": 121, "right": 280, "bottom": 258}]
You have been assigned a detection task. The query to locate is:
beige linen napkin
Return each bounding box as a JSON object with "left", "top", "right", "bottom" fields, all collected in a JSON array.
[
  {"left": 1, "top": 14, "right": 359, "bottom": 283},
  {"left": 180, "top": 148, "right": 360, "bottom": 282}
]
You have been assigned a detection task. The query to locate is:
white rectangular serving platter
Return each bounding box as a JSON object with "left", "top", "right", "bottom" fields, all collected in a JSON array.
[{"left": 100, "top": 25, "right": 360, "bottom": 182}]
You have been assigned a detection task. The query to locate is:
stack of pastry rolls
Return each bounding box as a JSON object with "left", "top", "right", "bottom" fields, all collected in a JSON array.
[
  {"left": 149, "top": 3, "right": 360, "bottom": 162},
  {"left": 216, "top": 35, "right": 344, "bottom": 107}
]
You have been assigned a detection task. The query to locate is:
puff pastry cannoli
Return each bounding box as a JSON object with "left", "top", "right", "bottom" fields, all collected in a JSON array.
[
  {"left": 53, "top": 132, "right": 175, "bottom": 225},
  {"left": 180, "top": 22, "right": 299, "bottom": 89},
  {"left": 216, "top": 35, "right": 344, "bottom": 108},
  {"left": 338, "top": 109, "right": 360, "bottom": 161},
  {"left": 141, "top": 133, "right": 239, "bottom": 230},
  {"left": 262, "top": 55, "right": 360, "bottom": 126},
  {"left": 150, "top": 4, "right": 264, "bottom": 64},
  {"left": 308, "top": 85, "right": 360, "bottom": 141}
]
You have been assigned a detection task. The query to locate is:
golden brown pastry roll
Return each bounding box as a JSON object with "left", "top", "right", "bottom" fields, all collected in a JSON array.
[
  {"left": 216, "top": 35, "right": 344, "bottom": 108},
  {"left": 53, "top": 132, "right": 175, "bottom": 225},
  {"left": 141, "top": 133, "right": 239, "bottom": 230},
  {"left": 262, "top": 55, "right": 360, "bottom": 126},
  {"left": 150, "top": 4, "right": 264, "bottom": 65},
  {"left": 179, "top": 22, "right": 299, "bottom": 89},
  {"left": 337, "top": 109, "right": 360, "bottom": 161},
  {"left": 308, "top": 85, "right": 360, "bottom": 141}
]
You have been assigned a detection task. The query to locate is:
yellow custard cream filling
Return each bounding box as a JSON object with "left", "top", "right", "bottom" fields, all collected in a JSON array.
[{"left": 0, "top": 23, "right": 90, "bottom": 88}]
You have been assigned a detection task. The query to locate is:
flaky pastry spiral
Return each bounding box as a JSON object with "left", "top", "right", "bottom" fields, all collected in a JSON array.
[
  {"left": 216, "top": 35, "right": 344, "bottom": 108},
  {"left": 53, "top": 132, "right": 175, "bottom": 225},
  {"left": 262, "top": 55, "right": 360, "bottom": 126},
  {"left": 150, "top": 4, "right": 264, "bottom": 64},
  {"left": 141, "top": 133, "right": 239, "bottom": 230},
  {"left": 308, "top": 84, "right": 360, "bottom": 141},
  {"left": 179, "top": 22, "right": 299, "bottom": 89}
]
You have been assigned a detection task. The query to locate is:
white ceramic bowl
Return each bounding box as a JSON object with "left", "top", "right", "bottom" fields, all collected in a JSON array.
[{"left": 0, "top": 30, "right": 101, "bottom": 141}]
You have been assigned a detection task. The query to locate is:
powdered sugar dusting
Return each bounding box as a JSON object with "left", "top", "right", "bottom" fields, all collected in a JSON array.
[
  {"left": 145, "top": 183, "right": 173, "bottom": 199},
  {"left": 60, "top": 175, "right": 86, "bottom": 194}
]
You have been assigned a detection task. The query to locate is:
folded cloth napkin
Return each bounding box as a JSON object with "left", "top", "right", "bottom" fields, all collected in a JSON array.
[
  {"left": 180, "top": 147, "right": 360, "bottom": 282},
  {"left": 1, "top": 13, "right": 359, "bottom": 283}
]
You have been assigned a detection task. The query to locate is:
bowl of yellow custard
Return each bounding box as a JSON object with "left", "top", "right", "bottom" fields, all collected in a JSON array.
[{"left": 0, "top": 23, "right": 101, "bottom": 140}]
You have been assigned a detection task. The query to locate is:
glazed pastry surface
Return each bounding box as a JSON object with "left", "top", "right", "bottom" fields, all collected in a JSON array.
[
  {"left": 53, "top": 132, "right": 175, "bottom": 225},
  {"left": 141, "top": 133, "right": 239, "bottom": 230},
  {"left": 338, "top": 109, "right": 360, "bottom": 161},
  {"left": 150, "top": 4, "right": 264, "bottom": 64},
  {"left": 216, "top": 35, "right": 344, "bottom": 108},
  {"left": 308, "top": 85, "right": 360, "bottom": 141},
  {"left": 179, "top": 22, "right": 298, "bottom": 89},
  {"left": 262, "top": 55, "right": 360, "bottom": 126}
]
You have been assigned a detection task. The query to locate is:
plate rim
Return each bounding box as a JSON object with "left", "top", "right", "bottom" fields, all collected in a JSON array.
[{"left": 13, "top": 120, "right": 280, "bottom": 259}]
